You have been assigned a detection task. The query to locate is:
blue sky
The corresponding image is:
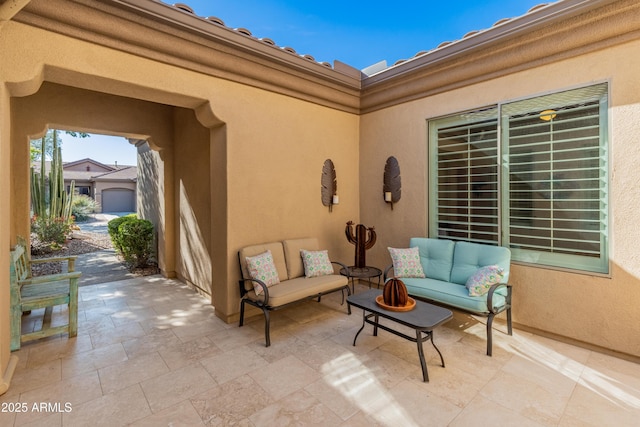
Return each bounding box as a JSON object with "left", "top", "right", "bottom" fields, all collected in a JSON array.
[
  {"left": 62, "top": 0, "right": 547, "bottom": 165},
  {"left": 169, "top": 0, "right": 549, "bottom": 70}
]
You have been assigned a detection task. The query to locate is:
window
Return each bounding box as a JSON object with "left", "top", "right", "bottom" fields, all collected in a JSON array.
[{"left": 429, "top": 83, "right": 609, "bottom": 274}]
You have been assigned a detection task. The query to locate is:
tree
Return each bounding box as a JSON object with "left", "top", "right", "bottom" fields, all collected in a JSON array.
[{"left": 30, "top": 129, "right": 90, "bottom": 162}]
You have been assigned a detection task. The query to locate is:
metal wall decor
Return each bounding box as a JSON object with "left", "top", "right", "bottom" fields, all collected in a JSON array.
[
  {"left": 321, "top": 159, "right": 338, "bottom": 212},
  {"left": 383, "top": 156, "right": 401, "bottom": 209}
]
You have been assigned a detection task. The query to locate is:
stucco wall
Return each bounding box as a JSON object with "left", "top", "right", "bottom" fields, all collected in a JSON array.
[
  {"left": 221, "top": 84, "right": 360, "bottom": 319},
  {"left": 2, "top": 1, "right": 638, "bottom": 390},
  {"left": 359, "top": 39, "right": 640, "bottom": 357},
  {"left": 0, "top": 8, "right": 360, "bottom": 367},
  {"left": 0, "top": 64, "right": 11, "bottom": 388},
  {"left": 173, "top": 107, "right": 212, "bottom": 297}
]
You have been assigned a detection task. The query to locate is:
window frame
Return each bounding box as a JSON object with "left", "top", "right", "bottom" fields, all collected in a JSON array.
[{"left": 428, "top": 82, "right": 610, "bottom": 275}]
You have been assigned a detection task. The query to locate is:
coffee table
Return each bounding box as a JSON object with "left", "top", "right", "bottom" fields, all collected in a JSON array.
[{"left": 347, "top": 289, "right": 453, "bottom": 382}]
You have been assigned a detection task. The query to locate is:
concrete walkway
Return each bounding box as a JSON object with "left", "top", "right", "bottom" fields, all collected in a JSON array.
[
  {"left": 75, "top": 213, "right": 135, "bottom": 286},
  {"left": 74, "top": 249, "right": 136, "bottom": 286}
]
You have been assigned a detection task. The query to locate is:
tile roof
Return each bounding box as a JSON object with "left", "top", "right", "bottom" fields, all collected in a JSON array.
[
  {"left": 34, "top": 160, "right": 137, "bottom": 182},
  {"left": 162, "top": 2, "right": 333, "bottom": 69},
  {"left": 63, "top": 166, "right": 137, "bottom": 182},
  {"left": 162, "top": 1, "right": 557, "bottom": 74},
  {"left": 386, "top": 3, "right": 555, "bottom": 68}
]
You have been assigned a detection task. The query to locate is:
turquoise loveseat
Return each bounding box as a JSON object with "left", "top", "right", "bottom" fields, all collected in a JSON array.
[{"left": 384, "top": 237, "right": 512, "bottom": 356}]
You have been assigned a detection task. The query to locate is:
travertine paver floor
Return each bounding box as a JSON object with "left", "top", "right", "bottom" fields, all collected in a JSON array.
[{"left": 2, "top": 276, "right": 640, "bottom": 426}]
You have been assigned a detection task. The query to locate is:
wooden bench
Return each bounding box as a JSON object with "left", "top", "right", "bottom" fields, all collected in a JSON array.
[{"left": 9, "top": 243, "right": 81, "bottom": 351}]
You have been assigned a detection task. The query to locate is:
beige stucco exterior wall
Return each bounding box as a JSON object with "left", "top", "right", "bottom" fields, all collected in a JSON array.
[
  {"left": 2, "top": 0, "right": 638, "bottom": 391},
  {"left": 360, "top": 39, "right": 640, "bottom": 358},
  {"left": 0, "top": 56, "right": 13, "bottom": 390},
  {"left": 222, "top": 85, "right": 360, "bottom": 319},
  {"left": 0, "top": 2, "right": 360, "bottom": 382}
]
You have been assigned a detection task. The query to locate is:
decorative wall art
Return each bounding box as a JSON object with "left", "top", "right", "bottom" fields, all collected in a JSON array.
[
  {"left": 321, "top": 159, "right": 338, "bottom": 212},
  {"left": 383, "top": 156, "right": 401, "bottom": 210}
]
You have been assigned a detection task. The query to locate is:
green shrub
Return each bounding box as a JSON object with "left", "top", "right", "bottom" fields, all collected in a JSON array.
[
  {"left": 71, "top": 194, "right": 100, "bottom": 222},
  {"left": 107, "top": 214, "right": 137, "bottom": 252},
  {"left": 117, "top": 218, "right": 154, "bottom": 268},
  {"left": 30, "top": 215, "right": 73, "bottom": 247}
]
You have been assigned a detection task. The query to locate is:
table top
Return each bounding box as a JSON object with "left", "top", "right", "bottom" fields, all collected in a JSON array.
[
  {"left": 347, "top": 289, "right": 453, "bottom": 330},
  {"left": 339, "top": 266, "right": 382, "bottom": 278}
]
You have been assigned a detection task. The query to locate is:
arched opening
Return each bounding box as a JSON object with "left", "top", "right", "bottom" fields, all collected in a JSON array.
[{"left": 10, "top": 81, "right": 226, "bottom": 306}]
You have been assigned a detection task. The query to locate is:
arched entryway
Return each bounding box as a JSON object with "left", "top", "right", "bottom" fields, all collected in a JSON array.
[{"left": 9, "top": 80, "right": 226, "bottom": 306}]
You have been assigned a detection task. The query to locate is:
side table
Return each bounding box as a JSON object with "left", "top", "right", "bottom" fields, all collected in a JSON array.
[{"left": 339, "top": 266, "right": 382, "bottom": 294}]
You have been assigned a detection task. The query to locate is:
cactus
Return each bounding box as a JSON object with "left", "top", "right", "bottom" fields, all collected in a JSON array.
[
  {"left": 345, "top": 221, "right": 377, "bottom": 268},
  {"left": 30, "top": 129, "right": 75, "bottom": 243}
]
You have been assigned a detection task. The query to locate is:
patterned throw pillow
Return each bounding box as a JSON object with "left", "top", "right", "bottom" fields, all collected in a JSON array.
[
  {"left": 387, "top": 247, "right": 425, "bottom": 278},
  {"left": 300, "top": 249, "right": 334, "bottom": 278},
  {"left": 246, "top": 250, "right": 280, "bottom": 295},
  {"left": 465, "top": 265, "right": 505, "bottom": 297}
]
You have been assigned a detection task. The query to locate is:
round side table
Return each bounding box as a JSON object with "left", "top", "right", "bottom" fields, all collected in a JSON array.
[{"left": 340, "top": 266, "right": 382, "bottom": 294}]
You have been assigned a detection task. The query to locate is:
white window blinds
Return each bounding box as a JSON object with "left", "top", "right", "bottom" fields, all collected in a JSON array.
[
  {"left": 428, "top": 83, "right": 609, "bottom": 274},
  {"left": 502, "top": 83, "right": 608, "bottom": 273},
  {"left": 429, "top": 109, "right": 499, "bottom": 245}
]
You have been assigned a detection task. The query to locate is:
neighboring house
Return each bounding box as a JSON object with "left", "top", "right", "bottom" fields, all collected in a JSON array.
[
  {"left": 33, "top": 158, "right": 137, "bottom": 213},
  {"left": 62, "top": 158, "right": 137, "bottom": 213},
  {"left": 3, "top": 0, "right": 640, "bottom": 370}
]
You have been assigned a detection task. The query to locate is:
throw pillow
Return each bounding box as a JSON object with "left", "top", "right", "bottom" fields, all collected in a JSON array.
[
  {"left": 466, "top": 265, "right": 505, "bottom": 297},
  {"left": 387, "top": 247, "right": 425, "bottom": 278},
  {"left": 300, "top": 249, "right": 334, "bottom": 278},
  {"left": 246, "top": 250, "right": 280, "bottom": 295}
]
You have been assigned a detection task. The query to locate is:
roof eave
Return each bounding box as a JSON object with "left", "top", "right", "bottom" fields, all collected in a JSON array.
[
  {"left": 362, "top": 0, "right": 618, "bottom": 86},
  {"left": 108, "top": 0, "right": 362, "bottom": 88}
]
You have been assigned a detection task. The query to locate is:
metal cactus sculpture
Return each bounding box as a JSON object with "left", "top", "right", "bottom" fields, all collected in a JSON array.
[{"left": 345, "top": 221, "right": 377, "bottom": 268}]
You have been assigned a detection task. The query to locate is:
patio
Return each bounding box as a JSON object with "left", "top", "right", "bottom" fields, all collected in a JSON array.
[{"left": 1, "top": 277, "right": 638, "bottom": 426}]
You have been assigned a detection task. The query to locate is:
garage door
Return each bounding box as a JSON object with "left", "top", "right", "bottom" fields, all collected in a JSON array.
[{"left": 101, "top": 188, "right": 135, "bottom": 213}]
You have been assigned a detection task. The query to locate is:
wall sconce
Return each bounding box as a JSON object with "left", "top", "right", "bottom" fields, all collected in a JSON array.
[
  {"left": 383, "top": 156, "right": 401, "bottom": 210},
  {"left": 539, "top": 109, "right": 557, "bottom": 121},
  {"left": 321, "top": 159, "right": 338, "bottom": 212}
]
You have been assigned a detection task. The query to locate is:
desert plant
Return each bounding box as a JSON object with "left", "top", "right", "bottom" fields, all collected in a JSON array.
[
  {"left": 117, "top": 218, "right": 154, "bottom": 268},
  {"left": 71, "top": 194, "right": 100, "bottom": 222},
  {"left": 30, "top": 129, "right": 75, "bottom": 248},
  {"left": 107, "top": 214, "right": 137, "bottom": 252},
  {"left": 30, "top": 214, "right": 73, "bottom": 248}
]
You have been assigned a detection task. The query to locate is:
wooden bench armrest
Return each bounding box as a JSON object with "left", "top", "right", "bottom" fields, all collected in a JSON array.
[
  {"left": 18, "top": 271, "right": 82, "bottom": 286},
  {"left": 30, "top": 256, "right": 78, "bottom": 271},
  {"left": 30, "top": 255, "right": 78, "bottom": 263}
]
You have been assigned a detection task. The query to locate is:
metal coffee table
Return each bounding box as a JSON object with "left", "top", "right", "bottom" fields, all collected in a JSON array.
[{"left": 347, "top": 289, "right": 453, "bottom": 382}]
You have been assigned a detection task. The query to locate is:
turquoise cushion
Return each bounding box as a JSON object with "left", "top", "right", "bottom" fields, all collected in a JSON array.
[
  {"left": 402, "top": 277, "right": 507, "bottom": 314},
  {"left": 450, "top": 241, "right": 511, "bottom": 286},
  {"left": 409, "top": 238, "right": 455, "bottom": 282}
]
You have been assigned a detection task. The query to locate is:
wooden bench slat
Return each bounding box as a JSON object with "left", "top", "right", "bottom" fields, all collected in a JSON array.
[{"left": 10, "top": 243, "right": 80, "bottom": 351}]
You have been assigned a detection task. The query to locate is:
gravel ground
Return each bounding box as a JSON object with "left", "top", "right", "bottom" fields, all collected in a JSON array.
[
  {"left": 32, "top": 231, "right": 113, "bottom": 256},
  {"left": 30, "top": 230, "right": 159, "bottom": 277}
]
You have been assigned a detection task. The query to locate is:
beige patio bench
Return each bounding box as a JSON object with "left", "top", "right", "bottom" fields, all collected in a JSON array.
[
  {"left": 238, "top": 237, "right": 351, "bottom": 346},
  {"left": 9, "top": 243, "right": 81, "bottom": 351}
]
